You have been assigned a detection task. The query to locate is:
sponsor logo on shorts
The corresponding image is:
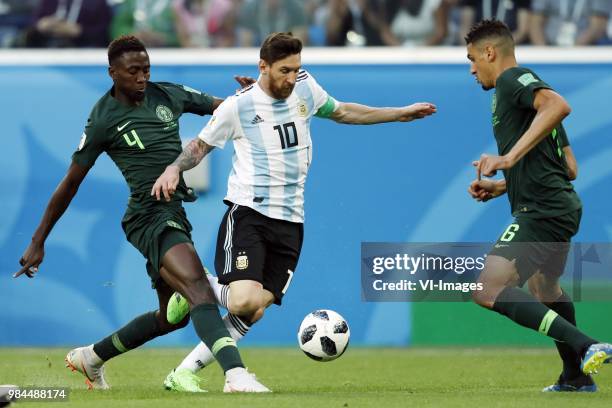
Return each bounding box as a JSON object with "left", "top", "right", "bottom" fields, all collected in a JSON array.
[{"left": 236, "top": 252, "right": 248, "bottom": 270}]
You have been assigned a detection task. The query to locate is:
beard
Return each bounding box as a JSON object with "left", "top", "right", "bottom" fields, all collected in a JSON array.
[{"left": 269, "top": 81, "right": 294, "bottom": 100}]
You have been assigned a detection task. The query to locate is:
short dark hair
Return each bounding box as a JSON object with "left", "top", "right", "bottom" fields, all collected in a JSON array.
[
  {"left": 108, "top": 35, "right": 147, "bottom": 65},
  {"left": 259, "top": 32, "right": 302, "bottom": 65},
  {"left": 464, "top": 19, "right": 514, "bottom": 46}
]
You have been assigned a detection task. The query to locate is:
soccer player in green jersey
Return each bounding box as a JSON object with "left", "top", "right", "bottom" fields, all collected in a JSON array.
[
  {"left": 15, "top": 35, "right": 268, "bottom": 393},
  {"left": 465, "top": 19, "right": 612, "bottom": 392}
]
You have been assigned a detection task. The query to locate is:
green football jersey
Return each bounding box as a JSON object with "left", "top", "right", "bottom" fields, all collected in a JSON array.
[
  {"left": 492, "top": 66, "right": 581, "bottom": 218},
  {"left": 72, "top": 81, "right": 214, "bottom": 200}
]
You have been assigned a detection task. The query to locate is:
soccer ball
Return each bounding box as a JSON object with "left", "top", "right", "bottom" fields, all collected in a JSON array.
[{"left": 297, "top": 309, "right": 350, "bottom": 361}]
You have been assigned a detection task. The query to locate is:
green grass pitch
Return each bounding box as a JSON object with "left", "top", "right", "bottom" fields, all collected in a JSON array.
[{"left": 1, "top": 347, "right": 612, "bottom": 407}]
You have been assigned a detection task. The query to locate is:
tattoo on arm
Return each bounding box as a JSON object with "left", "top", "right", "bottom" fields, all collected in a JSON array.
[{"left": 173, "top": 139, "right": 214, "bottom": 171}]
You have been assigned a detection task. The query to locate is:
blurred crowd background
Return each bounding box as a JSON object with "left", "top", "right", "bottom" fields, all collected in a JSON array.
[{"left": 0, "top": 0, "right": 610, "bottom": 48}]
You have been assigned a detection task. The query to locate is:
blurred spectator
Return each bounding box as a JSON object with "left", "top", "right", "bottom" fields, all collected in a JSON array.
[
  {"left": 311, "top": 0, "right": 388, "bottom": 46},
  {"left": 311, "top": 0, "right": 359, "bottom": 45},
  {"left": 458, "top": 0, "right": 532, "bottom": 44},
  {"left": 0, "top": 0, "right": 38, "bottom": 47},
  {"left": 112, "top": 0, "right": 179, "bottom": 47},
  {"left": 173, "top": 0, "right": 238, "bottom": 47},
  {"left": 530, "top": 0, "right": 611, "bottom": 45},
  {"left": 377, "top": 0, "right": 453, "bottom": 46},
  {"left": 26, "top": 0, "right": 111, "bottom": 47},
  {"left": 237, "top": 0, "right": 308, "bottom": 46}
]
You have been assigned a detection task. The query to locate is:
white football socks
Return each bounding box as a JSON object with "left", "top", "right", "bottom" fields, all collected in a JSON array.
[
  {"left": 176, "top": 313, "right": 250, "bottom": 373},
  {"left": 206, "top": 272, "right": 230, "bottom": 309}
]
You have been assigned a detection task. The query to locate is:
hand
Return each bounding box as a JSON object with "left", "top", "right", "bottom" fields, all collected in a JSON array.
[
  {"left": 468, "top": 179, "right": 499, "bottom": 202},
  {"left": 52, "top": 21, "right": 82, "bottom": 38},
  {"left": 398, "top": 103, "right": 437, "bottom": 122},
  {"left": 234, "top": 75, "right": 256, "bottom": 91},
  {"left": 36, "top": 16, "right": 61, "bottom": 33},
  {"left": 151, "top": 165, "right": 180, "bottom": 202},
  {"left": 15, "top": 240, "right": 45, "bottom": 279},
  {"left": 474, "top": 154, "right": 514, "bottom": 178}
]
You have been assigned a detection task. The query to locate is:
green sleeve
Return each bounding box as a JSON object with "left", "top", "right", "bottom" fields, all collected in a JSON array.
[
  {"left": 315, "top": 96, "right": 339, "bottom": 118},
  {"left": 160, "top": 83, "right": 215, "bottom": 116},
  {"left": 500, "top": 68, "right": 552, "bottom": 109},
  {"left": 72, "top": 118, "right": 107, "bottom": 168}
]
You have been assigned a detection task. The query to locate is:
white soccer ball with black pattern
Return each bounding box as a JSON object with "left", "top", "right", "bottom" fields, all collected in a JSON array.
[{"left": 297, "top": 309, "right": 350, "bottom": 361}]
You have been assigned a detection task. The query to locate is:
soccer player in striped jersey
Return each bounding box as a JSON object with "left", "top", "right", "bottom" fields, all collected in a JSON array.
[{"left": 152, "top": 32, "right": 436, "bottom": 392}]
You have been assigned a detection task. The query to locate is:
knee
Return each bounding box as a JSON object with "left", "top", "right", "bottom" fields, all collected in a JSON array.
[
  {"left": 246, "top": 307, "right": 266, "bottom": 325},
  {"left": 180, "top": 279, "right": 217, "bottom": 306},
  {"left": 472, "top": 275, "right": 506, "bottom": 309},
  {"left": 156, "top": 311, "right": 190, "bottom": 334},
  {"left": 471, "top": 286, "right": 490, "bottom": 307},
  {"left": 228, "top": 296, "right": 261, "bottom": 317}
]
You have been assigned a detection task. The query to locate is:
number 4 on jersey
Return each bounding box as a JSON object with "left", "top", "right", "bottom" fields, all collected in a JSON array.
[{"left": 123, "top": 130, "right": 145, "bottom": 150}]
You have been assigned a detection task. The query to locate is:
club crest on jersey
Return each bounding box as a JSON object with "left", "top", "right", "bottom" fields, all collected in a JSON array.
[
  {"left": 236, "top": 252, "right": 248, "bottom": 270},
  {"left": 156, "top": 105, "right": 174, "bottom": 122},
  {"left": 297, "top": 100, "right": 308, "bottom": 117}
]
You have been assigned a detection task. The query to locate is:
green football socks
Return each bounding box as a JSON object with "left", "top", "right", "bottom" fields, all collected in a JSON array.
[
  {"left": 545, "top": 291, "right": 583, "bottom": 379},
  {"left": 190, "top": 303, "right": 244, "bottom": 372},
  {"left": 93, "top": 311, "right": 161, "bottom": 361},
  {"left": 492, "top": 287, "right": 596, "bottom": 356}
]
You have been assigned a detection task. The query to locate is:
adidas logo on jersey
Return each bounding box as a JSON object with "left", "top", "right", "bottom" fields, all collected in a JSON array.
[{"left": 251, "top": 114, "right": 264, "bottom": 125}]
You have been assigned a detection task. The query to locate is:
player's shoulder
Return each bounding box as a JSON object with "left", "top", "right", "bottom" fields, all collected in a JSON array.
[
  {"left": 148, "top": 81, "right": 181, "bottom": 96},
  {"left": 499, "top": 66, "right": 542, "bottom": 86},
  {"left": 235, "top": 83, "right": 255, "bottom": 97},
  {"left": 297, "top": 69, "right": 310, "bottom": 83},
  {"left": 87, "top": 91, "right": 116, "bottom": 130}
]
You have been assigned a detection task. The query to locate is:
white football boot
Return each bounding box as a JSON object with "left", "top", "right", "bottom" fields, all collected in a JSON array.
[
  {"left": 223, "top": 367, "right": 270, "bottom": 393},
  {"left": 65, "top": 345, "right": 110, "bottom": 390}
]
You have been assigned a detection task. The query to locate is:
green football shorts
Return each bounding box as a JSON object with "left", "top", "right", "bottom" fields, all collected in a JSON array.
[{"left": 488, "top": 209, "right": 582, "bottom": 286}]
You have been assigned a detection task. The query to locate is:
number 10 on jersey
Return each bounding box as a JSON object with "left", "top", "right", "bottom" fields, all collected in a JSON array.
[{"left": 274, "top": 122, "right": 298, "bottom": 149}]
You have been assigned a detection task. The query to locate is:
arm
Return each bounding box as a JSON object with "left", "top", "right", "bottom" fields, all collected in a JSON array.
[
  {"left": 458, "top": 5, "right": 476, "bottom": 45},
  {"left": 576, "top": 14, "right": 609, "bottom": 45},
  {"left": 329, "top": 101, "right": 437, "bottom": 124},
  {"left": 468, "top": 178, "right": 507, "bottom": 202},
  {"left": 529, "top": 13, "right": 548, "bottom": 45},
  {"left": 513, "top": 7, "right": 532, "bottom": 44},
  {"left": 151, "top": 138, "right": 215, "bottom": 201},
  {"left": 426, "top": 0, "right": 452, "bottom": 45},
  {"left": 478, "top": 89, "right": 571, "bottom": 176},
  {"left": 563, "top": 145, "right": 578, "bottom": 180},
  {"left": 16, "top": 162, "right": 90, "bottom": 278},
  {"left": 505, "top": 89, "right": 571, "bottom": 165}
]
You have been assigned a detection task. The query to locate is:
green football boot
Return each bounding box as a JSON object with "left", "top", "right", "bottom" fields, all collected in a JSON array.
[
  {"left": 166, "top": 267, "right": 212, "bottom": 324},
  {"left": 164, "top": 368, "right": 207, "bottom": 393}
]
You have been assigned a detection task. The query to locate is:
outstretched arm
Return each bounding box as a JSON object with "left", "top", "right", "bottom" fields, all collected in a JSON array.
[
  {"left": 151, "top": 138, "right": 215, "bottom": 201},
  {"left": 16, "top": 162, "right": 90, "bottom": 278},
  {"left": 329, "top": 102, "right": 437, "bottom": 124}
]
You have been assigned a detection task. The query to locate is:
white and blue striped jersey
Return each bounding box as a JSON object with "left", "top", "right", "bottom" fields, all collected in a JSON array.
[{"left": 198, "top": 70, "right": 336, "bottom": 223}]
